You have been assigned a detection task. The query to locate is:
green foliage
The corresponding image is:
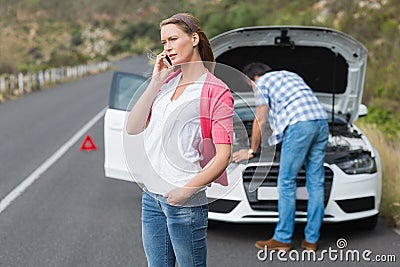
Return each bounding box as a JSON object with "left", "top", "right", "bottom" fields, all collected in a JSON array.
[
  {"left": 120, "top": 18, "right": 127, "bottom": 26},
  {"left": 360, "top": 105, "right": 400, "bottom": 140},
  {"left": 131, "top": 36, "right": 156, "bottom": 55},
  {"left": 47, "top": 48, "right": 88, "bottom": 67},
  {"left": 109, "top": 42, "right": 125, "bottom": 56},
  {"left": 18, "top": 61, "right": 47, "bottom": 73},
  {"left": 203, "top": 13, "right": 231, "bottom": 37},
  {"left": 120, "top": 22, "right": 159, "bottom": 42},
  {"left": 71, "top": 24, "right": 83, "bottom": 46},
  {"left": 225, "top": 2, "right": 260, "bottom": 29}
]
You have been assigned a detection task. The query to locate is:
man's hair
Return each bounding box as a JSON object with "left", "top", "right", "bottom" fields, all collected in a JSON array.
[{"left": 243, "top": 63, "right": 272, "bottom": 80}]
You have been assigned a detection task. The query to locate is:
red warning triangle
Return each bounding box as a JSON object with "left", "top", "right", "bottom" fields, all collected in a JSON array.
[{"left": 80, "top": 134, "right": 97, "bottom": 151}]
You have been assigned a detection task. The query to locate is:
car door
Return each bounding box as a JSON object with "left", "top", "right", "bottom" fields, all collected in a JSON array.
[{"left": 104, "top": 71, "right": 148, "bottom": 182}]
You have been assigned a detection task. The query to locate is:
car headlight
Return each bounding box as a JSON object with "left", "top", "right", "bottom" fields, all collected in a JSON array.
[{"left": 336, "top": 152, "right": 377, "bottom": 174}]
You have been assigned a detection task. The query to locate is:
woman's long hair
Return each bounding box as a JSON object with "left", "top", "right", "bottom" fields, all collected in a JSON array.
[{"left": 160, "top": 13, "right": 215, "bottom": 72}]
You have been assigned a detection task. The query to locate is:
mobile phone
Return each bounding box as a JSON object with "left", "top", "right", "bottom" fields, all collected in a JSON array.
[{"left": 163, "top": 55, "right": 172, "bottom": 68}]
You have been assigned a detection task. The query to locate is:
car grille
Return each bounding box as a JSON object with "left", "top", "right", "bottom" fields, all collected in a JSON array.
[{"left": 242, "top": 165, "right": 334, "bottom": 211}]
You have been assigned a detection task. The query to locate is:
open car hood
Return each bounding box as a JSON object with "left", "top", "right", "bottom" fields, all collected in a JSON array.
[{"left": 211, "top": 26, "right": 368, "bottom": 123}]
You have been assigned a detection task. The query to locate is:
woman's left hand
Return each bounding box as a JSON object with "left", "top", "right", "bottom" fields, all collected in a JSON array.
[{"left": 164, "top": 187, "right": 197, "bottom": 206}]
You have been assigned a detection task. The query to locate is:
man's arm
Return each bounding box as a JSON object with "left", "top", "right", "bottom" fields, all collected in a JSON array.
[{"left": 232, "top": 105, "right": 268, "bottom": 162}]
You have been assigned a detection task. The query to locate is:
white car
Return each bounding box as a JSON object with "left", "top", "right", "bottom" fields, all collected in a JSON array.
[{"left": 104, "top": 26, "right": 382, "bottom": 229}]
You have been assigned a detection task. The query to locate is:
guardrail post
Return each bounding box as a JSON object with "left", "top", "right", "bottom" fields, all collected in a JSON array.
[
  {"left": 66, "top": 67, "right": 71, "bottom": 79},
  {"left": 18, "top": 73, "right": 24, "bottom": 95},
  {"left": 51, "top": 68, "right": 56, "bottom": 83},
  {"left": 38, "top": 71, "right": 44, "bottom": 88},
  {"left": 1, "top": 76, "right": 6, "bottom": 95}
]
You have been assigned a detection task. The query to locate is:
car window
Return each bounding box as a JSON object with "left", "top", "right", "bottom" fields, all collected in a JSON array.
[{"left": 109, "top": 72, "right": 148, "bottom": 111}]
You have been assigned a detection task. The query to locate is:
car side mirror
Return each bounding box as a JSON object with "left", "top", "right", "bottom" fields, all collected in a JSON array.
[{"left": 358, "top": 104, "right": 368, "bottom": 118}]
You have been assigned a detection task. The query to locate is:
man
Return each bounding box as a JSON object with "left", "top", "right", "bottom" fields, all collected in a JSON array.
[{"left": 233, "top": 63, "right": 329, "bottom": 251}]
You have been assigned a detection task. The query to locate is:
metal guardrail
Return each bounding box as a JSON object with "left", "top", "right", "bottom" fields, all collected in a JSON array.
[{"left": 0, "top": 61, "right": 111, "bottom": 103}]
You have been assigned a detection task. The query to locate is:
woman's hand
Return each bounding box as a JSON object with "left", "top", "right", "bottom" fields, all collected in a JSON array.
[
  {"left": 164, "top": 187, "right": 198, "bottom": 206},
  {"left": 126, "top": 51, "right": 174, "bottom": 135},
  {"left": 152, "top": 52, "right": 174, "bottom": 81}
]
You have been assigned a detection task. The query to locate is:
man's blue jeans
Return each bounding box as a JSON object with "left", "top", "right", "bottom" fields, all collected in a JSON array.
[
  {"left": 142, "top": 190, "right": 208, "bottom": 267},
  {"left": 273, "top": 119, "right": 329, "bottom": 244}
]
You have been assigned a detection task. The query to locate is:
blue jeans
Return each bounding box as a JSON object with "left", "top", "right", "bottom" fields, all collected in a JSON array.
[
  {"left": 273, "top": 119, "right": 329, "bottom": 244},
  {"left": 142, "top": 189, "right": 208, "bottom": 267}
]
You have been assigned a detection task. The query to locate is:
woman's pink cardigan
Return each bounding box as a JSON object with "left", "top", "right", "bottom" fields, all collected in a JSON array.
[{"left": 148, "top": 68, "right": 234, "bottom": 186}]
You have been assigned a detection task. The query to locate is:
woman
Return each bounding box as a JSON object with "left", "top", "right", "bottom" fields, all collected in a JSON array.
[{"left": 126, "top": 13, "right": 234, "bottom": 267}]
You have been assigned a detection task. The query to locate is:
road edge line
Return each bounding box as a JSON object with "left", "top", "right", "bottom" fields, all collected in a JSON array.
[
  {"left": 0, "top": 107, "right": 106, "bottom": 214},
  {"left": 395, "top": 227, "right": 400, "bottom": 236}
]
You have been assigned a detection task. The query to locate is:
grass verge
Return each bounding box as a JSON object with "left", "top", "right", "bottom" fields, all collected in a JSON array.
[{"left": 357, "top": 122, "right": 400, "bottom": 229}]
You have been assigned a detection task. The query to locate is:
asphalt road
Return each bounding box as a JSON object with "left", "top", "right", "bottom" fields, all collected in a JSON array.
[{"left": 0, "top": 56, "right": 399, "bottom": 267}]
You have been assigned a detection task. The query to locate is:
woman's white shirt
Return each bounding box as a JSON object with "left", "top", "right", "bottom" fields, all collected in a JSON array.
[{"left": 144, "top": 73, "right": 206, "bottom": 194}]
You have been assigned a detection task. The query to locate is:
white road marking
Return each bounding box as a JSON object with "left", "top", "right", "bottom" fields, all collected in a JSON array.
[
  {"left": 395, "top": 227, "right": 400, "bottom": 236},
  {"left": 0, "top": 107, "right": 106, "bottom": 214}
]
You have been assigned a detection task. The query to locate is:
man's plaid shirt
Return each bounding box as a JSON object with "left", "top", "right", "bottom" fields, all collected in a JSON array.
[{"left": 255, "top": 70, "right": 327, "bottom": 145}]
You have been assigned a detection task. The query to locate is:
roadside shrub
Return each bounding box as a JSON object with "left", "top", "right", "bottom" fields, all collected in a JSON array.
[{"left": 360, "top": 105, "right": 400, "bottom": 140}]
